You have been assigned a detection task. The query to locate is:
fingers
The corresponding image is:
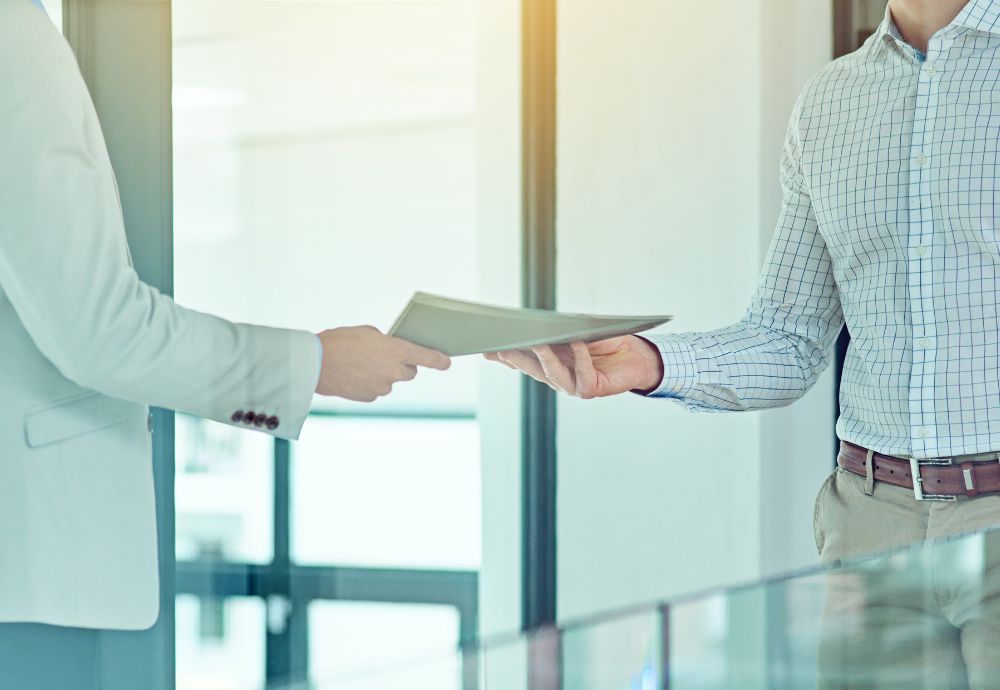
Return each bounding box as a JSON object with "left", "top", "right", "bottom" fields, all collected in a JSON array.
[
  {"left": 570, "top": 342, "right": 598, "bottom": 399},
  {"left": 484, "top": 352, "right": 518, "bottom": 370},
  {"left": 532, "top": 345, "right": 576, "bottom": 394},
  {"left": 496, "top": 349, "right": 549, "bottom": 382},
  {"left": 398, "top": 365, "right": 418, "bottom": 382},
  {"left": 400, "top": 341, "right": 452, "bottom": 371}
]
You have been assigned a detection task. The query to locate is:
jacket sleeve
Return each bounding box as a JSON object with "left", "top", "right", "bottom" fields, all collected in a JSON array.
[{"left": 0, "top": 11, "right": 318, "bottom": 439}]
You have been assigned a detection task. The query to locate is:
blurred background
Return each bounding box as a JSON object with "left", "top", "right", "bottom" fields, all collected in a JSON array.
[
  {"left": 171, "top": 3, "right": 484, "bottom": 687},
  {"left": 46, "top": 0, "right": 889, "bottom": 688}
]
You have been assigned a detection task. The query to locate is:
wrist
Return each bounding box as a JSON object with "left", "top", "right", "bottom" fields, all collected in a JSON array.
[{"left": 630, "top": 335, "right": 665, "bottom": 394}]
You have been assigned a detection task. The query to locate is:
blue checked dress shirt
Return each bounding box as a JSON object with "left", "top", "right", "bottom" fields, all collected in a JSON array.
[{"left": 647, "top": 0, "right": 1000, "bottom": 460}]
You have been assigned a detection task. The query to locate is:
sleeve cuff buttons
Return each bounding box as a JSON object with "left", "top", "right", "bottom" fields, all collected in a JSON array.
[{"left": 231, "top": 410, "right": 280, "bottom": 431}]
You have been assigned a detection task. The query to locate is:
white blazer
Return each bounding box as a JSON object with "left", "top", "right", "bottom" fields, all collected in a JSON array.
[{"left": 0, "top": 1, "right": 319, "bottom": 629}]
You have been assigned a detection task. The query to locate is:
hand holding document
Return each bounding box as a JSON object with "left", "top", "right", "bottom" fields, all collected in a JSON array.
[
  {"left": 315, "top": 325, "right": 451, "bottom": 402},
  {"left": 389, "top": 292, "right": 671, "bottom": 357},
  {"left": 390, "top": 293, "right": 672, "bottom": 399}
]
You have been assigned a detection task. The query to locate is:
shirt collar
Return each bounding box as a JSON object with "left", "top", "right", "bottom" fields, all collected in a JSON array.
[
  {"left": 876, "top": 0, "right": 1000, "bottom": 51},
  {"left": 874, "top": 6, "right": 920, "bottom": 59},
  {"left": 952, "top": 0, "right": 1000, "bottom": 35}
]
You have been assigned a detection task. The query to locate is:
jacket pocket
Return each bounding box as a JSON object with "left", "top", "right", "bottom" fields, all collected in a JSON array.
[{"left": 23, "top": 391, "right": 131, "bottom": 448}]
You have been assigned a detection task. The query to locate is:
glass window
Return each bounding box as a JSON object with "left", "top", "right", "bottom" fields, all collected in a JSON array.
[
  {"left": 171, "top": 0, "right": 479, "bottom": 416},
  {"left": 175, "top": 414, "right": 274, "bottom": 564},
  {"left": 308, "top": 601, "right": 461, "bottom": 690},
  {"left": 172, "top": 0, "right": 485, "bottom": 685},
  {"left": 176, "top": 595, "right": 266, "bottom": 690},
  {"left": 292, "top": 417, "right": 481, "bottom": 570}
]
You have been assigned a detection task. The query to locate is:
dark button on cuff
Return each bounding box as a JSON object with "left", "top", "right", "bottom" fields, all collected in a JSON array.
[
  {"left": 232, "top": 410, "right": 245, "bottom": 423},
  {"left": 244, "top": 411, "right": 256, "bottom": 425},
  {"left": 266, "top": 416, "right": 280, "bottom": 431},
  {"left": 253, "top": 414, "right": 266, "bottom": 427}
]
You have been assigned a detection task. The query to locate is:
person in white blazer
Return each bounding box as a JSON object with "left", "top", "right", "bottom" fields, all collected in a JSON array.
[{"left": 0, "top": 0, "right": 450, "bottom": 648}]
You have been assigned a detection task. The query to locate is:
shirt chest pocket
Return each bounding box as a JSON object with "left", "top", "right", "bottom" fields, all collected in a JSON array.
[
  {"left": 983, "top": 222, "right": 1000, "bottom": 256},
  {"left": 936, "top": 160, "right": 1000, "bottom": 260},
  {"left": 938, "top": 104, "right": 1000, "bottom": 260},
  {"left": 24, "top": 391, "right": 132, "bottom": 448},
  {"left": 947, "top": 207, "right": 1000, "bottom": 262}
]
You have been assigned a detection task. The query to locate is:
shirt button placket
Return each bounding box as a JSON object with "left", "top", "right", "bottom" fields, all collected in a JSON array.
[{"left": 907, "top": 37, "right": 947, "bottom": 458}]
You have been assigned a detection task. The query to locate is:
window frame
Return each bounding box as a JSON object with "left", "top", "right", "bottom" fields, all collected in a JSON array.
[{"left": 175, "top": 411, "right": 480, "bottom": 688}]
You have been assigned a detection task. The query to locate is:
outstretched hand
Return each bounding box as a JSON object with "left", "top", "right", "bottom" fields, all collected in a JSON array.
[
  {"left": 484, "top": 336, "right": 664, "bottom": 399},
  {"left": 315, "top": 326, "right": 450, "bottom": 402}
]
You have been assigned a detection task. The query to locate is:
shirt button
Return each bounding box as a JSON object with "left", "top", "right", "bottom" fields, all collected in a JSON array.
[
  {"left": 916, "top": 427, "right": 929, "bottom": 439},
  {"left": 916, "top": 338, "right": 931, "bottom": 349},
  {"left": 923, "top": 63, "right": 937, "bottom": 75},
  {"left": 915, "top": 245, "right": 929, "bottom": 257},
  {"left": 915, "top": 153, "right": 928, "bottom": 166}
]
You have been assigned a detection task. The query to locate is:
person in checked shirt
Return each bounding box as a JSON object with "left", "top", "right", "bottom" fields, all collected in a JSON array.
[{"left": 490, "top": 0, "right": 1000, "bottom": 686}]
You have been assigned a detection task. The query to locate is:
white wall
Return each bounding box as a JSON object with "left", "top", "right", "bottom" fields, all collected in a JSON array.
[{"left": 555, "top": 0, "right": 834, "bottom": 622}]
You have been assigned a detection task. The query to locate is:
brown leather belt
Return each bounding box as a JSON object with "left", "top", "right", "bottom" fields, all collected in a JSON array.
[{"left": 838, "top": 441, "right": 1000, "bottom": 501}]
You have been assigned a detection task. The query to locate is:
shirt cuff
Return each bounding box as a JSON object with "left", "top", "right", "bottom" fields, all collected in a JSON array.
[{"left": 639, "top": 334, "right": 699, "bottom": 398}]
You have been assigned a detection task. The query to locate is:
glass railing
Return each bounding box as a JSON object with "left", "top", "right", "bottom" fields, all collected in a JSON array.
[{"left": 268, "top": 526, "right": 1000, "bottom": 689}]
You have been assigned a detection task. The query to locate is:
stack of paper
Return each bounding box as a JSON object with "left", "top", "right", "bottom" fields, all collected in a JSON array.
[{"left": 389, "top": 292, "right": 672, "bottom": 357}]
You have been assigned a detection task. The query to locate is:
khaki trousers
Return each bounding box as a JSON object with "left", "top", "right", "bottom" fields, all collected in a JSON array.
[{"left": 814, "top": 466, "right": 1000, "bottom": 689}]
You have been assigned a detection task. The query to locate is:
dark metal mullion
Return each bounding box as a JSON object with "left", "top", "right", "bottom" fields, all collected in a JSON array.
[
  {"left": 265, "top": 438, "right": 307, "bottom": 686},
  {"left": 176, "top": 563, "right": 478, "bottom": 617},
  {"left": 273, "top": 439, "right": 292, "bottom": 567},
  {"left": 521, "top": 0, "right": 559, "bottom": 637}
]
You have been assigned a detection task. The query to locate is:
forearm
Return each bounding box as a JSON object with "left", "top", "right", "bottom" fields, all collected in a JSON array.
[
  {"left": 77, "top": 282, "right": 319, "bottom": 437},
  {"left": 642, "top": 316, "right": 842, "bottom": 412},
  {"left": 0, "top": 247, "right": 319, "bottom": 438}
]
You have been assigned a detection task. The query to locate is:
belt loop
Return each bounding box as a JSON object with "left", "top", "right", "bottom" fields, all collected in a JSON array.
[
  {"left": 864, "top": 449, "right": 875, "bottom": 496},
  {"left": 961, "top": 461, "right": 980, "bottom": 498}
]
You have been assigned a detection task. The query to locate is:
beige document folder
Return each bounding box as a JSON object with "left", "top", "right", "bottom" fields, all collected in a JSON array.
[{"left": 389, "top": 292, "right": 672, "bottom": 356}]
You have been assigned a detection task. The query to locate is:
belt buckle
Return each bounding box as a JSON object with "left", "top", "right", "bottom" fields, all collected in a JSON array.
[{"left": 909, "top": 458, "right": 958, "bottom": 501}]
